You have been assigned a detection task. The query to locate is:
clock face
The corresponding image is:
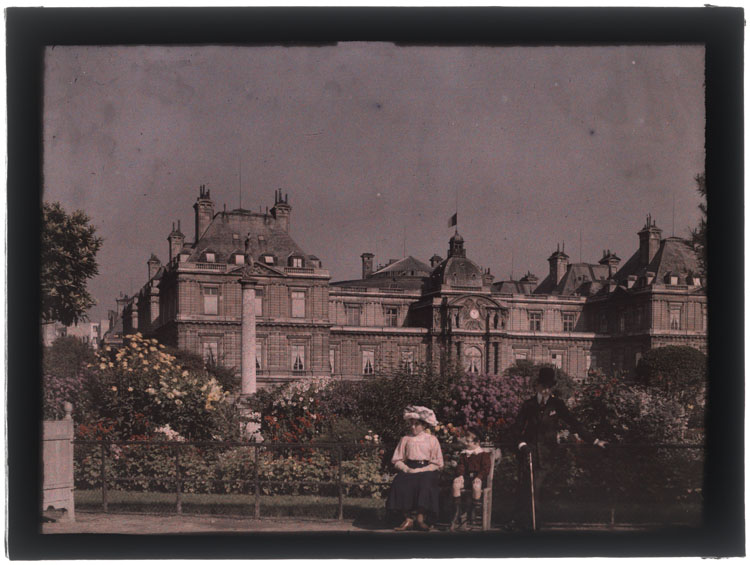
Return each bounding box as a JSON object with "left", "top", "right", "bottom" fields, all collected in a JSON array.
[{"left": 469, "top": 308, "right": 480, "bottom": 320}]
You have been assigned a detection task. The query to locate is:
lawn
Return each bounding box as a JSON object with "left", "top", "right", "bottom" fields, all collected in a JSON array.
[{"left": 75, "top": 489, "right": 387, "bottom": 521}]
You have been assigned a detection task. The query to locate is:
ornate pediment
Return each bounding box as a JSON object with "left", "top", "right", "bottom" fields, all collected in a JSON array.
[
  {"left": 241, "top": 261, "right": 285, "bottom": 280},
  {"left": 447, "top": 295, "right": 508, "bottom": 331}
]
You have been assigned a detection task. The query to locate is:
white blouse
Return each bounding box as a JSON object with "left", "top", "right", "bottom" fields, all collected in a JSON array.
[{"left": 391, "top": 431, "right": 444, "bottom": 469}]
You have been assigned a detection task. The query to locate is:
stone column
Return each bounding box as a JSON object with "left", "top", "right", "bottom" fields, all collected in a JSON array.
[{"left": 241, "top": 280, "right": 257, "bottom": 396}]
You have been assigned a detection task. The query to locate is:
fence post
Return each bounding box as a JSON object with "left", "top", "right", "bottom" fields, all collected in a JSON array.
[
  {"left": 175, "top": 446, "right": 182, "bottom": 515},
  {"left": 254, "top": 445, "right": 260, "bottom": 520},
  {"left": 337, "top": 446, "right": 343, "bottom": 521},
  {"left": 101, "top": 440, "right": 108, "bottom": 513}
]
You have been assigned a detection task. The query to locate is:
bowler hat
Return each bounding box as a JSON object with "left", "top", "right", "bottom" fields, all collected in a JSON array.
[{"left": 537, "top": 367, "right": 556, "bottom": 387}]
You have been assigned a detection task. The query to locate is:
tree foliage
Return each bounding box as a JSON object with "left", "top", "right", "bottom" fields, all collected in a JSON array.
[
  {"left": 689, "top": 173, "right": 707, "bottom": 276},
  {"left": 41, "top": 202, "right": 103, "bottom": 325},
  {"left": 42, "top": 336, "right": 96, "bottom": 420},
  {"left": 635, "top": 346, "right": 707, "bottom": 393}
]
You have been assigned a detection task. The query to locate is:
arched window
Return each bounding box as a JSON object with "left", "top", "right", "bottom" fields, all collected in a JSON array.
[{"left": 464, "top": 346, "right": 482, "bottom": 374}]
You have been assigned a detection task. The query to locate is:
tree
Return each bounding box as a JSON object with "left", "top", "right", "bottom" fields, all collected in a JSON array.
[
  {"left": 635, "top": 346, "right": 707, "bottom": 424},
  {"left": 689, "top": 173, "right": 707, "bottom": 276},
  {"left": 41, "top": 202, "right": 103, "bottom": 325},
  {"left": 42, "top": 336, "right": 96, "bottom": 420}
]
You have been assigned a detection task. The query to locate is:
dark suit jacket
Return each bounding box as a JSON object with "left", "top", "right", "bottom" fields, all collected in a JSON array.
[{"left": 517, "top": 395, "right": 593, "bottom": 467}]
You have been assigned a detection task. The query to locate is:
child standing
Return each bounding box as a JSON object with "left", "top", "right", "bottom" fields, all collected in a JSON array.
[
  {"left": 450, "top": 426, "right": 493, "bottom": 531},
  {"left": 386, "top": 405, "right": 444, "bottom": 531}
]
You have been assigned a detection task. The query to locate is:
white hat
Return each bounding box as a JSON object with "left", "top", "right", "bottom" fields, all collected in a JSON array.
[{"left": 403, "top": 405, "right": 438, "bottom": 427}]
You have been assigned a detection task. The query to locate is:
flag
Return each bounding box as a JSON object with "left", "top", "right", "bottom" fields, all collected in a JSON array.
[{"left": 448, "top": 212, "right": 457, "bottom": 227}]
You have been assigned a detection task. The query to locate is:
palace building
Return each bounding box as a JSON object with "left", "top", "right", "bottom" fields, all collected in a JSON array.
[{"left": 111, "top": 188, "right": 707, "bottom": 393}]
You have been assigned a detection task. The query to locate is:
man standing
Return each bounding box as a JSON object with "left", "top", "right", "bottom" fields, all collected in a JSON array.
[{"left": 512, "top": 367, "right": 606, "bottom": 530}]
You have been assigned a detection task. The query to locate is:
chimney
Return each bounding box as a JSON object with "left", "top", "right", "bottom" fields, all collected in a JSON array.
[
  {"left": 270, "top": 189, "right": 292, "bottom": 232},
  {"left": 598, "top": 249, "right": 621, "bottom": 279},
  {"left": 167, "top": 220, "right": 185, "bottom": 262},
  {"left": 626, "top": 275, "right": 638, "bottom": 289},
  {"left": 147, "top": 253, "right": 161, "bottom": 280},
  {"left": 193, "top": 185, "right": 215, "bottom": 244},
  {"left": 115, "top": 292, "right": 129, "bottom": 317},
  {"left": 638, "top": 214, "right": 662, "bottom": 266},
  {"left": 361, "top": 252, "right": 375, "bottom": 278},
  {"left": 547, "top": 243, "right": 569, "bottom": 286}
]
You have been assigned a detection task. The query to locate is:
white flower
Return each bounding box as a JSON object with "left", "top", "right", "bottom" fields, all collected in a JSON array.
[
  {"left": 111, "top": 386, "right": 117, "bottom": 392},
  {"left": 127, "top": 386, "right": 133, "bottom": 392}
]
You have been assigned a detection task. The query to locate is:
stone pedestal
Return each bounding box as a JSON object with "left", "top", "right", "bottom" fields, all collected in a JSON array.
[{"left": 42, "top": 402, "right": 75, "bottom": 521}]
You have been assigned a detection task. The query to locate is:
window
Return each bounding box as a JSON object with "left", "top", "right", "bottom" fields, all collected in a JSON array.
[
  {"left": 528, "top": 311, "right": 542, "bottom": 331},
  {"left": 515, "top": 351, "right": 528, "bottom": 362},
  {"left": 262, "top": 254, "right": 275, "bottom": 265},
  {"left": 702, "top": 305, "right": 707, "bottom": 331},
  {"left": 205, "top": 252, "right": 215, "bottom": 263},
  {"left": 289, "top": 256, "right": 303, "bottom": 268},
  {"left": 291, "top": 291, "right": 305, "bottom": 318},
  {"left": 291, "top": 344, "right": 305, "bottom": 373},
  {"left": 254, "top": 289, "right": 263, "bottom": 317},
  {"left": 232, "top": 233, "right": 240, "bottom": 243},
  {"left": 551, "top": 352, "right": 563, "bottom": 369},
  {"left": 202, "top": 340, "right": 218, "bottom": 363},
  {"left": 599, "top": 314, "right": 608, "bottom": 333},
  {"left": 362, "top": 350, "right": 375, "bottom": 375},
  {"left": 329, "top": 348, "right": 336, "bottom": 374},
  {"left": 385, "top": 306, "right": 398, "bottom": 327},
  {"left": 619, "top": 314, "right": 626, "bottom": 333},
  {"left": 203, "top": 286, "right": 218, "bottom": 315},
  {"left": 669, "top": 304, "right": 681, "bottom": 330},
  {"left": 346, "top": 305, "right": 361, "bottom": 326},
  {"left": 235, "top": 254, "right": 245, "bottom": 265},
  {"left": 465, "top": 347, "right": 482, "bottom": 374},
  {"left": 563, "top": 313, "right": 575, "bottom": 332},
  {"left": 585, "top": 353, "right": 592, "bottom": 372},
  {"left": 401, "top": 351, "right": 414, "bottom": 374}
]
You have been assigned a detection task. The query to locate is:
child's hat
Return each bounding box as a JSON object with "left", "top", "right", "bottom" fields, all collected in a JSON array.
[{"left": 403, "top": 405, "right": 438, "bottom": 427}]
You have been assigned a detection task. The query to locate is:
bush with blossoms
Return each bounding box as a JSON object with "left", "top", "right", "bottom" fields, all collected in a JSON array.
[
  {"left": 441, "top": 371, "right": 529, "bottom": 444},
  {"left": 84, "top": 333, "right": 241, "bottom": 442},
  {"left": 249, "top": 377, "right": 332, "bottom": 443}
]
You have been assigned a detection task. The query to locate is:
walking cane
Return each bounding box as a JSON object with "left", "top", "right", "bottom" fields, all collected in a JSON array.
[{"left": 528, "top": 451, "right": 536, "bottom": 532}]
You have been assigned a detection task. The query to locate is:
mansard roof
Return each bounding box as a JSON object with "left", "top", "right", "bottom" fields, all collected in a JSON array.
[
  {"left": 614, "top": 236, "right": 700, "bottom": 285},
  {"left": 331, "top": 276, "right": 426, "bottom": 291},
  {"left": 371, "top": 256, "right": 433, "bottom": 278},
  {"left": 492, "top": 280, "right": 537, "bottom": 295},
  {"left": 534, "top": 263, "right": 610, "bottom": 296},
  {"left": 186, "top": 209, "right": 311, "bottom": 264}
]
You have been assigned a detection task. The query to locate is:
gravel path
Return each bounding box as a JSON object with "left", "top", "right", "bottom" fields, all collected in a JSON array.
[{"left": 42, "top": 511, "right": 399, "bottom": 534}]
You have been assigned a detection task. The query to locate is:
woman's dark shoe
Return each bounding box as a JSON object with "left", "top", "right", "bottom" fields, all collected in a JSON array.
[{"left": 415, "top": 513, "right": 431, "bottom": 531}]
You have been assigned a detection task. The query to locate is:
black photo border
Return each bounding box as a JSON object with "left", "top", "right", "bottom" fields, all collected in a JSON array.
[{"left": 7, "top": 6, "right": 744, "bottom": 559}]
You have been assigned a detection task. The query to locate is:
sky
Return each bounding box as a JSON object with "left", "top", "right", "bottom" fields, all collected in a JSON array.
[{"left": 43, "top": 43, "right": 705, "bottom": 322}]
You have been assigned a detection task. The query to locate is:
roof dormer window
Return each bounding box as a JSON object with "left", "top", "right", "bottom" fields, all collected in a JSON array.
[
  {"left": 261, "top": 254, "right": 275, "bottom": 265},
  {"left": 205, "top": 253, "right": 215, "bottom": 263},
  {"left": 234, "top": 254, "right": 245, "bottom": 265},
  {"left": 289, "top": 255, "right": 304, "bottom": 268}
]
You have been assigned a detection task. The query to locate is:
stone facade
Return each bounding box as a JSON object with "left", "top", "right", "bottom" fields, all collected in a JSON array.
[{"left": 116, "top": 188, "right": 707, "bottom": 389}]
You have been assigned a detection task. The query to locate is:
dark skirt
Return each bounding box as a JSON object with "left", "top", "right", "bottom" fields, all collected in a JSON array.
[{"left": 386, "top": 461, "right": 440, "bottom": 516}]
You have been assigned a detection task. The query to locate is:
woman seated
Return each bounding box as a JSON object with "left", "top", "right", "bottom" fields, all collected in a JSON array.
[{"left": 386, "top": 405, "right": 444, "bottom": 531}]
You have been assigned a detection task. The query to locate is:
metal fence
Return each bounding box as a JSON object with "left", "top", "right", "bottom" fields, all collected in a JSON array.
[{"left": 72, "top": 439, "right": 704, "bottom": 529}]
